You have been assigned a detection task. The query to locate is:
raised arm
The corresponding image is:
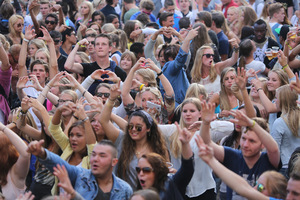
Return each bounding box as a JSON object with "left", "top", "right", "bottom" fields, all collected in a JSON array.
[
  {"left": 38, "top": 26, "right": 58, "bottom": 80},
  {"left": 121, "top": 57, "right": 145, "bottom": 106},
  {"left": 64, "top": 39, "right": 88, "bottom": 74},
  {"left": 235, "top": 67, "right": 256, "bottom": 118},
  {"left": 195, "top": 135, "right": 269, "bottom": 200},
  {"left": 277, "top": 50, "right": 295, "bottom": 79},
  {"left": 29, "top": 0, "right": 41, "bottom": 36},
  {"left": 0, "top": 38, "right": 10, "bottom": 71},
  {"left": 200, "top": 101, "right": 225, "bottom": 162},
  {"left": 215, "top": 39, "right": 239, "bottom": 75},
  {"left": 290, "top": 72, "right": 300, "bottom": 94},
  {"left": 230, "top": 110, "right": 280, "bottom": 168},
  {"left": 99, "top": 81, "right": 122, "bottom": 143},
  {"left": 0, "top": 122, "right": 30, "bottom": 187},
  {"left": 18, "top": 25, "right": 36, "bottom": 78},
  {"left": 181, "top": 26, "right": 199, "bottom": 53}
]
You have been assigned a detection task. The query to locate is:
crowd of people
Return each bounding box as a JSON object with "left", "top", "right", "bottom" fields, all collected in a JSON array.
[{"left": 0, "top": 0, "right": 300, "bottom": 199}]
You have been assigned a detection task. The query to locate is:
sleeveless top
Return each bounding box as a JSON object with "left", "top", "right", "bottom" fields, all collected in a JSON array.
[{"left": 2, "top": 170, "right": 26, "bottom": 200}]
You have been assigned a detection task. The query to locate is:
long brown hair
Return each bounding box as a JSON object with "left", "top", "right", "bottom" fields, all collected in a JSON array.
[
  {"left": 116, "top": 111, "right": 169, "bottom": 183},
  {"left": 0, "top": 133, "right": 19, "bottom": 186}
]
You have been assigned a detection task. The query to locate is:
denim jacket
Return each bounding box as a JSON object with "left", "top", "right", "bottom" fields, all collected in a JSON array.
[{"left": 39, "top": 149, "right": 133, "bottom": 200}]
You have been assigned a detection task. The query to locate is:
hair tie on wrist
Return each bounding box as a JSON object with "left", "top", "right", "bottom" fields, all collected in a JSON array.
[{"left": 157, "top": 71, "right": 163, "bottom": 77}]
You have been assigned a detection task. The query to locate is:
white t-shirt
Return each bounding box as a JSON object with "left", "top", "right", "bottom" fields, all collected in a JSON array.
[
  {"left": 198, "top": 75, "right": 221, "bottom": 94},
  {"left": 245, "top": 60, "right": 266, "bottom": 84}
]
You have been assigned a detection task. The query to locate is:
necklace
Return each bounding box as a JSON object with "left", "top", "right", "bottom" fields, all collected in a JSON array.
[{"left": 135, "top": 147, "right": 149, "bottom": 157}]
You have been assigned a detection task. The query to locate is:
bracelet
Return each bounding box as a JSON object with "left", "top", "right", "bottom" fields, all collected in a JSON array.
[
  {"left": 257, "top": 88, "right": 263, "bottom": 92},
  {"left": 11, "top": 122, "right": 17, "bottom": 125},
  {"left": 82, "top": 90, "right": 87, "bottom": 97},
  {"left": 139, "top": 84, "right": 145, "bottom": 91},
  {"left": 77, "top": 42, "right": 86, "bottom": 48},
  {"left": 249, "top": 120, "right": 256, "bottom": 129},
  {"left": 23, "top": 38, "right": 30, "bottom": 43},
  {"left": 157, "top": 71, "right": 163, "bottom": 77},
  {"left": 282, "top": 64, "right": 288, "bottom": 70},
  {"left": 73, "top": 115, "right": 79, "bottom": 120},
  {"left": 233, "top": 47, "right": 239, "bottom": 53},
  {"left": 82, "top": 116, "right": 89, "bottom": 122},
  {"left": 107, "top": 98, "right": 116, "bottom": 107}
]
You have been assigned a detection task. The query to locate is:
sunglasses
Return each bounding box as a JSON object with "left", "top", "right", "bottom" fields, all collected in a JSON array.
[
  {"left": 45, "top": 20, "right": 56, "bottom": 25},
  {"left": 88, "top": 41, "right": 95, "bottom": 45},
  {"left": 203, "top": 54, "right": 215, "bottom": 58},
  {"left": 255, "top": 182, "right": 264, "bottom": 192},
  {"left": 136, "top": 167, "right": 153, "bottom": 174},
  {"left": 16, "top": 23, "right": 24, "bottom": 27},
  {"left": 96, "top": 92, "right": 109, "bottom": 98},
  {"left": 128, "top": 124, "right": 143, "bottom": 132}
]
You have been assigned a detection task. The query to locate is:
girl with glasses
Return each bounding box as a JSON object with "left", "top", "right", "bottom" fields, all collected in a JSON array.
[
  {"left": 99, "top": 81, "right": 169, "bottom": 191},
  {"left": 8, "top": 14, "right": 24, "bottom": 45},
  {"left": 190, "top": 38, "right": 239, "bottom": 95}
]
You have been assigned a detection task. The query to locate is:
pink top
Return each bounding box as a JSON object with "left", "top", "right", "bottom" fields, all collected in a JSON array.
[
  {"left": 0, "top": 67, "right": 12, "bottom": 124},
  {"left": 2, "top": 170, "right": 26, "bottom": 200}
]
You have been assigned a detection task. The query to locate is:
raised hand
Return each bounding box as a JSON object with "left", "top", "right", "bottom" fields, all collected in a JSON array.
[
  {"left": 290, "top": 72, "right": 300, "bottom": 94},
  {"left": 38, "top": 26, "right": 53, "bottom": 43},
  {"left": 28, "top": 74, "right": 43, "bottom": 91},
  {"left": 195, "top": 134, "right": 214, "bottom": 164},
  {"left": 21, "top": 96, "right": 31, "bottom": 112},
  {"left": 51, "top": 4, "right": 61, "bottom": 12},
  {"left": 131, "top": 79, "right": 142, "bottom": 91},
  {"left": 24, "top": 24, "right": 36, "bottom": 40},
  {"left": 132, "top": 57, "right": 147, "bottom": 71},
  {"left": 79, "top": 22, "right": 87, "bottom": 35},
  {"left": 109, "top": 81, "right": 121, "bottom": 101},
  {"left": 77, "top": 38, "right": 89, "bottom": 47},
  {"left": 200, "top": 101, "right": 216, "bottom": 123},
  {"left": 251, "top": 74, "right": 263, "bottom": 91},
  {"left": 103, "top": 71, "right": 120, "bottom": 83},
  {"left": 229, "top": 38, "right": 239, "bottom": 49},
  {"left": 185, "top": 26, "right": 200, "bottom": 41},
  {"left": 16, "top": 191, "right": 35, "bottom": 200},
  {"left": 63, "top": 72, "right": 81, "bottom": 89},
  {"left": 47, "top": 71, "right": 66, "bottom": 88},
  {"left": 73, "top": 98, "right": 88, "bottom": 120},
  {"left": 277, "top": 50, "right": 288, "bottom": 67},
  {"left": 26, "top": 140, "right": 46, "bottom": 158},
  {"left": 176, "top": 122, "right": 192, "bottom": 144},
  {"left": 17, "top": 76, "right": 30, "bottom": 89},
  {"left": 86, "top": 96, "right": 104, "bottom": 113},
  {"left": 235, "top": 67, "right": 247, "bottom": 90},
  {"left": 53, "top": 164, "right": 75, "bottom": 198},
  {"left": 144, "top": 58, "right": 160, "bottom": 73},
  {"left": 28, "top": 97, "right": 44, "bottom": 110},
  {"left": 188, "top": 121, "right": 202, "bottom": 132},
  {"left": 229, "top": 110, "right": 253, "bottom": 127},
  {"left": 29, "top": 0, "right": 39, "bottom": 12}
]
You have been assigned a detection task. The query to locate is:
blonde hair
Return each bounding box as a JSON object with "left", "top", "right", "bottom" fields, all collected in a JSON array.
[
  {"left": 185, "top": 83, "right": 208, "bottom": 100},
  {"left": 34, "top": 48, "right": 50, "bottom": 63},
  {"left": 191, "top": 45, "right": 217, "bottom": 83},
  {"left": 101, "top": 23, "right": 116, "bottom": 33},
  {"left": 266, "top": 69, "right": 289, "bottom": 100},
  {"left": 170, "top": 98, "right": 202, "bottom": 158},
  {"left": 0, "top": 34, "right": 10, "bottom": 51},
  {"left": 135, "top": 68, "right": 157, "bottom": 88},
  {"left": 60, "top": 90, "right": 78, "bottom": 102},
  {"left": 219, "top": 67, "right": 237, "bottom": 111},
  {"left": 29, "top": 39, "right": 47, "bottom": 50},
  {"left": 8, "top": 14, "right": 24, "bottom": 39},
  {"left": 262, "top": 171, "right": 287, "bottom": 199},
  {"left": 277, "top": 85, "right": 300, "bottom": 137},
  {"left": 79, "top": 1, "right": 94, "bottom": 25},
  {"left": 76, "top": 51, "right": 91, "bottom": 63}
]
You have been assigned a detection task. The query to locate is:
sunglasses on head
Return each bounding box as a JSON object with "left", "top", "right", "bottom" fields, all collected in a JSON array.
[
  {"left": 96, "top": 92, "right": 110, "bottom": 98},
  {"left": 128, "top": 124, "right": 143, "bottom": 132},
  {"left": 45, "top": 20, "right": 56, "bottom": 25},
  {"left": 16, "top": 23, "right": 24, "bottom": 27},
  {"left": 136, "top": 167, "right": 153, "bottom": 174},
  {"left": 255, "top": 182, "right": 264, "bottom": 192},
  {"left": 203, "top": 54, "right": 214, "bottom": 58}
]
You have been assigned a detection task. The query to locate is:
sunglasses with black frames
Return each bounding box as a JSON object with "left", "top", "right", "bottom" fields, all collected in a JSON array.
[
  {"left": 136, "top": 167, "right": 154, "bottom": 174},
  {"left": 45, "top": 20, "right": 56, "bottom": 25},
  {"left": 128, "top": 124, "right": 143, "bottom": 132},
  {"left": 96, "top": 92, "right": 110, "bottom": 98},
  {"left": 203, "top": 54, "right": 215, "bottom": 58}
]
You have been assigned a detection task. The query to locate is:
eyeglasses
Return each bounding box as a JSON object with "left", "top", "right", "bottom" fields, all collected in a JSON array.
[
  {"left": 128, "top": 124, "right": 143, "bottom": 132},
  {"left": 203, "top": 54, "right": 215, "bottom": 58},
  {"left": 255, "top": 182, "right": 265, "bottom": 192},
  {"left": 96, "top": 92, "right": 109, "bottom": 98},
  {"left": 45, "top": 20, "right": 56, "bottom": 25},
  {"left": 54, "top": 39, "right": 61, "bottom": 44},
  {"left": 136, "top": 167, "right": 154, "bottom": 174},
  {"left": 58, "top": 99, "right": 73, "bottom": 103},
  {"left": 16, "top": 23, "right": 24, "bottom": 27}
]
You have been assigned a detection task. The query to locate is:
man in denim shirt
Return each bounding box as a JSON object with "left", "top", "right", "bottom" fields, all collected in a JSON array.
[{"left": 27, "top": 140, "right": 133, "bottom": 200}]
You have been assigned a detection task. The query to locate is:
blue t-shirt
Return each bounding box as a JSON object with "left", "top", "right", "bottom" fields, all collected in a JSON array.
[
  {"left": 217, "top": 30, "right": 229, "bottom": 56},
  {"left": 223, "top": 147, "right": 281, "bottom": 200}
]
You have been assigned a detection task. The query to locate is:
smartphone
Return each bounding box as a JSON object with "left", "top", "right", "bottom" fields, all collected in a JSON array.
[{"left": 146, "top": 101, "right": 161, "bottom": 112}]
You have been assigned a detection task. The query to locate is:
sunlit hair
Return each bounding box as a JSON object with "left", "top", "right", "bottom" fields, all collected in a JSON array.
[
  {"left": 112, "top": 29, "right": 128, "bottom": 53},
  {"left": 130, "top": 189, "right": 160, "bottom": 200},
  {"left": 135, "top": 69, "right": 157, "bottom": 88},
  {"left": 79, "top": 1, "right": 94, "bottom": 25},
  {"left": 101, "top": 23, "right": 116, "bottom": 33},
  {"left": 219, "top": 67, "right": 237, "bottom": 111},
  {"left": 265, "top": 69, "right": 289, "bottom": 100},
  {"left": 260, "top": 0, "right": 275, "bottom": 20},
  {"left": 137, "top": 153, "right": 169, "bottom": 191},
  {"left": 243, "top": 6, "right": 257, "bottom": 26},
  {"left": 140, "top": 87, "right": 163, "bottom": 107},
  {"left": 76, "top": 51, "right": 91, "bottom": 63},
  {"left": 0, "top": 34, "right": 10, "bottom": 51},
  {"left": 28, "top": 39, "right": 47, "bottom": 58},
  {"left": 60, "top": 90, "right": 78, "bottom": 103},
  {"left": 261, "top": 171, "right": 287, "bottom": 199},
  {"left": 191, "top": 45, "right": 217, "bottom": 83},
  {"left": 0, "top": 133, "right": 19, "bottom": 186},
  {"left": 170, "top": 98, "right": 202, "bottom": 158},
  {"left": 185, "top": 83, "right": 208, "bottom": 100},
  {"left": 124, "top": 20, "right": 143, "bottom": 43},
  {"left": 277, "top": 85, "right": 300, "bottom": 137},
  {"left": 242, "top": 117, "right": 269, "bottom": 134},
  {"left": 34, "top": 48, "right": 50, "bottom": 63},
  {"left": 88, "top": 22, "right": 102, "bottom": 34},
  {"left": 120, "top": 50, "right": 137, "bottom": 70},
  {"left": 117, "top": 112, "right": 169, "bottom": 184},
  {"left": 8, "top": 14, "right": 24, "bottom": 39}
]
